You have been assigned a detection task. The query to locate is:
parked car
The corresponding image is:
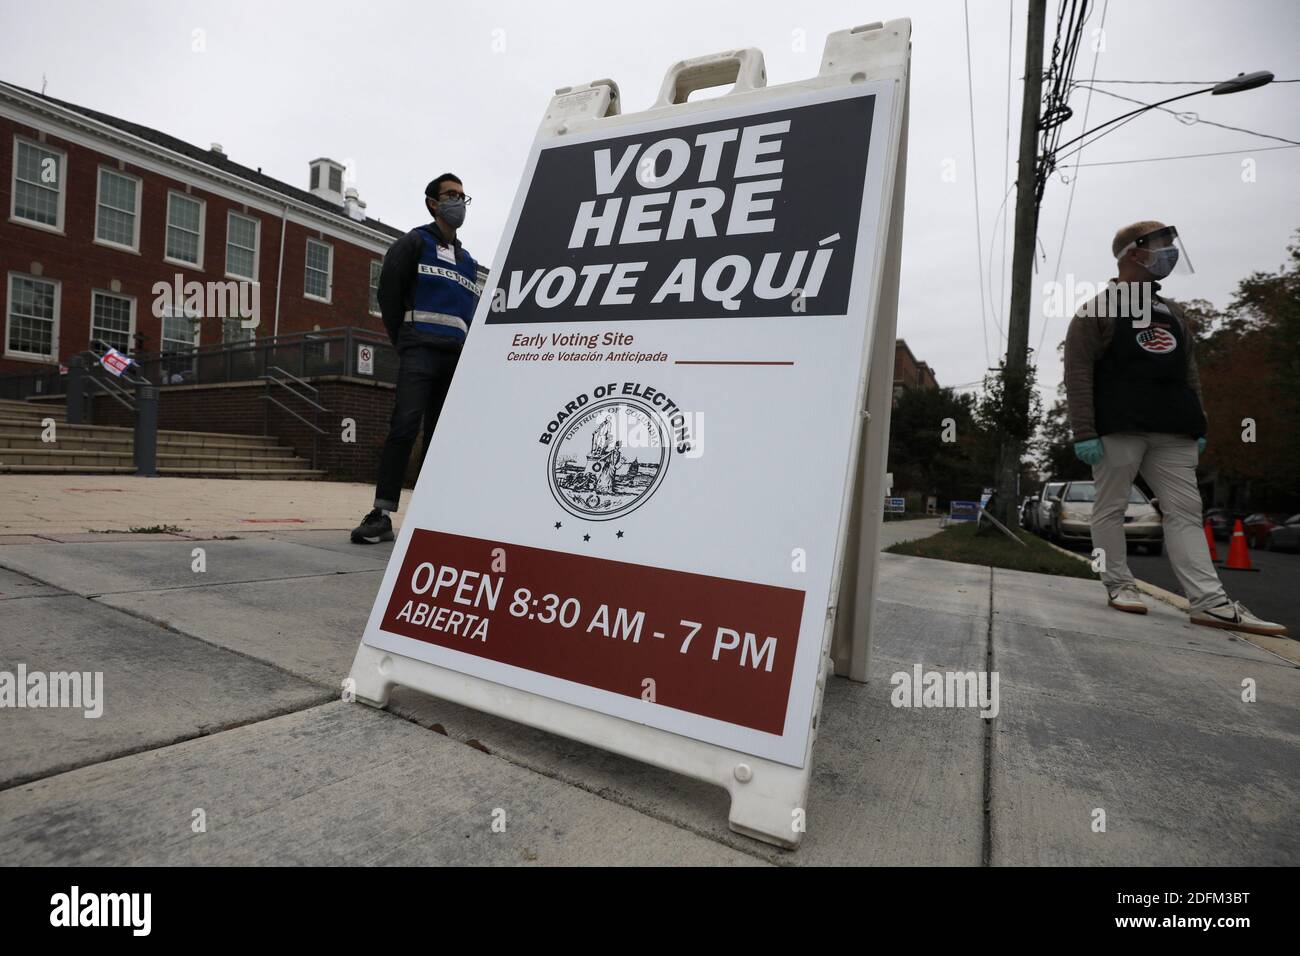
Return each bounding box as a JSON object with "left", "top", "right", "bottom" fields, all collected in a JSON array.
[
  {"left": 1049, "top": 480, "right": 1164, "bottom": 554},
  {"left": 1204, "top": 507, "right": 1247, "bottom": 541},
  {"left": 1020, "top": 495, "right": 1038, "bottom": 530},
  {"left": 1034, "top": 481, "right": 1066, "bottom": 538},
  {"left": 1265, "top": 514, "right": 1300, "bottom": 552},
  {"left": 1242, "top": 513, "right": 1288, "bottom": 549}
]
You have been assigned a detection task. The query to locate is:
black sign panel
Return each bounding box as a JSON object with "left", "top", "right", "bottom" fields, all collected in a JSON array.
[{"left": 487, "top": 94, "right": 876, "bottom": 324}]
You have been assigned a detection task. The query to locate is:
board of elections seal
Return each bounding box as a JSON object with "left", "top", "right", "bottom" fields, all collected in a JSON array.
[{"left": 547, "top": 398, "right": 670, "bottom": 521}]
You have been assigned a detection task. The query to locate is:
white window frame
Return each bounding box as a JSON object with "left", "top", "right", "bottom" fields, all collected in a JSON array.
[
  {"left": 9, "top": 136, "right": 67, "bottom": 235},
  {"left": 5, "top": 272, "right": 62, "bottom": 362},
  {"left": 304, "top": 238, "right": 333, "bottom": 303},
  {"left": 368, "top": 259, "right": 382, "bottom": 316},
  {"left": 93, "top": 166, "right": 143, "bottom": 253},
  {"left": 164, "top": 190, "right": 206, "bottom": 268},
  {"left": 225, "top": 211, "right": 261, "bottom": 281},
  {"left": 89, "top": 289, "right": 137, "bottom": 353}
]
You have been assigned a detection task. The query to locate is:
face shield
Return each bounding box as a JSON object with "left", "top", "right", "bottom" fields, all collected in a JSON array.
[{"left": 1118, "top": 225, "right": 1194, "bottom": 278}]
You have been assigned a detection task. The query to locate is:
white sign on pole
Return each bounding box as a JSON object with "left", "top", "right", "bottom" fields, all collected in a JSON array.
[
  {"left": 357, "top": 344, "right": 374, "bottom": 376},
  {"left": 349, "top": 22, "right": 911, "bottom": 847}
]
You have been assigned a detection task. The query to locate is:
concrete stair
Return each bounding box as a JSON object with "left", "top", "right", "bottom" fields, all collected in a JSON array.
[{"left": 0, "top": 398, "right": 324, "bottom": 478}]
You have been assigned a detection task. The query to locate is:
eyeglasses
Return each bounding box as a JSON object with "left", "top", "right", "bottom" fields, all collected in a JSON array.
[{"left": 437, "top": 190, "right": 472, "bottom": 205}]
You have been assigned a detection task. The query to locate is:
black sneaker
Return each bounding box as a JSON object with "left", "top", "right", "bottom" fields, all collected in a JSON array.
[{"left": 350, "top": 509, "right": 394, "bottom": 544}]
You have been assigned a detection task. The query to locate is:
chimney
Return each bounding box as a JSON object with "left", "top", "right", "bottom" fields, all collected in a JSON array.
[
  {"left": 344, "top": 186, "right": 367, "bottom": 222},
  {"left": 308, "top": 157, "right": 346, "bottom": 204},
  {"left": 210, "top": 142, "right": 224, "bottom": 156}
]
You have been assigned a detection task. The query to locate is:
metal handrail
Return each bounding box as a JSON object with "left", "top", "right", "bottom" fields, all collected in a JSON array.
[
  {"left": 0, "top": 326, "right": 396, "bottom": 399},
  {"left": 263, "top": 392, "right": 327, "bottom": 435},
  {"left": 78, "top": 347, "right": 153, "bottom": 413},
  {"left": 261, "top": 364, "right": 330, "bottom": 469},
  {"left": 265, "top": 364, "right": 322, "bottom": 398},
  {"left": 65, "top": 348, "right": 159, "bottom": 476}
]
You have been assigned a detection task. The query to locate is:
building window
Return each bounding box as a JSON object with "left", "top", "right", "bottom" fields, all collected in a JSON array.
[
  {"left": 368, "top": 260, "right": 381, "bottom": 315},
  {"left": 310, "top": 166, "right": 321, "bottom": 190},
  {"left": 226, "top": 212, "right": 259, "bottom": 280},
  {"left": 160, "top": 308, "right": 200, "bottom": 382},
  {"left": 328, "top": 166, "right": 343, "bottom": 193},
  {"left": 11, "top": 138, "right": 65, "bottom": 231},
  {"left": 6, "top": 273, "right": 60, "bottom": 360},
  {"left": 90, "top": 291, "right": 134, "bottom": 353},
  {"left": 165, "top": 192, "right": 204, "bottom": 266},
  {"left": 95, "top": 167, "right": 141, "bottom": 251},
  {"left": 304, "top": 238, "right": 332, "bottom": 301},
  {"left": 222, "top": 318, "right": 254, "bottom": 345}
]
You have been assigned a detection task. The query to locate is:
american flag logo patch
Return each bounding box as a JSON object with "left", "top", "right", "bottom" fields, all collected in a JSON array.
[{"left": 1137, "top": 327, "right": 1177, "bottom": 354}]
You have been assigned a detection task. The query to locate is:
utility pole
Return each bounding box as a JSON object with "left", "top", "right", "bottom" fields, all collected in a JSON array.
[{"left": 995, "top": 0, "right": 1047, "bottom": 527}]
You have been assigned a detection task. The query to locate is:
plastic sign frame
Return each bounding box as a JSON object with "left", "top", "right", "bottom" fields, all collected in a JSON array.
[{"left": 348, "top": 20, "right": 912, "bottom": 848}]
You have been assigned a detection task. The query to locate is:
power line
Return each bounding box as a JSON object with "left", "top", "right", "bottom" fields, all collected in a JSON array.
[
  {"left": 1058, "top": 142, "right": 1300, "bottom": 168},
  {"left": 1081, "top": 77, "right": 1300, "bottom": 85},
  {"left": 987, "top": 182, "right": 1016, "bottom": 338},
  {"left": 1050, "top": 105, "right": 1170, "bottom": 167},
  {"left": 997, "top": 0, "right": 1014, "bottom": 334},
  {"left": 1069, "top": 83, "right": 1300, "bottom": 145},
  {"left": 964, "top": 0, "right": 992, "bottom": 366},
  {"left": 1036, "top": 0, "right": 1108, "bottom": 370}
]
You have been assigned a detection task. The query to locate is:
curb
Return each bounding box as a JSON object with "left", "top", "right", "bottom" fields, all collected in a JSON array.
[{"left": 1042, "top": 535, "right": 1298, "bottom": 665}]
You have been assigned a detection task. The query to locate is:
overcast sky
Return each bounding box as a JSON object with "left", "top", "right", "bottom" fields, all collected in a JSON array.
[{"left": 3, "top": 0, "right": 1297, "bottom": 397}]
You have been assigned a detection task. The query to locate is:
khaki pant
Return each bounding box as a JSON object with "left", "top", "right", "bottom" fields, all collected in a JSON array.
[{"left": 1091, "top": 432, "right": 1227, "bottom": 612}]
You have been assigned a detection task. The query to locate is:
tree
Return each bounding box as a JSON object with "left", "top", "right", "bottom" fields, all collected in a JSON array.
[
  {"left": 1037, "top": 390, "right": 1089, "bottom": 482},
  {"left": 1180, "top": 233, "right": 1300, "bottom": 510},
  {"left": 887, "top": 387, "right": 993, "bottom": 507}
]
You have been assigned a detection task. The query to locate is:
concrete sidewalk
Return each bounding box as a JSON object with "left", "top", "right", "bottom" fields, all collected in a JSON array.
[
  {"left": 0, "top": 474, "right": 383, "bottom": 538},
  {"left": 0, "top": 484, "right": 1296, "bottom": 865}
]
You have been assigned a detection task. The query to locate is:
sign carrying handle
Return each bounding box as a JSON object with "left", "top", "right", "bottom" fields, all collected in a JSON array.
[{"left": 652, "top": 48, "right": 767, "bottom": 108}]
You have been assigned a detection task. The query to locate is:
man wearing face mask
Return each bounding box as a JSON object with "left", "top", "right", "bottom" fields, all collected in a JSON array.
[
  {"left": 1063, "top": 220, "right": 1286, "bottom": 635},
  {"left": 351, "top": 173, "right": 480, "bottom": 544}
]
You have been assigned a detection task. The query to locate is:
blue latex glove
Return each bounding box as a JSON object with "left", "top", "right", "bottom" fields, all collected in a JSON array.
[
  {"left": 1074, "top": 438, "right": 1104, "bottom": 466},
  {"left": 1197, "top": 437, "right": 1207, "bottom": 455}
]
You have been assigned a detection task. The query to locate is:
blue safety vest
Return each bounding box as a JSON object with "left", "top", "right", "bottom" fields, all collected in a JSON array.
[{"left": 406, "top": 225, "right": 480, "bottom": 348}]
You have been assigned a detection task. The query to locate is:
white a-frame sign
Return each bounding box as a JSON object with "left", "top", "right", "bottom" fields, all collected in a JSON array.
[{"left": 349, "top": 20, "right": 911, "bottom": 848}]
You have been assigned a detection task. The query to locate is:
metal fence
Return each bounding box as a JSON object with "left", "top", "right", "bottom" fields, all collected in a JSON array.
[{"left": 0, "top": 327, "right": 397, "bottom": 400}]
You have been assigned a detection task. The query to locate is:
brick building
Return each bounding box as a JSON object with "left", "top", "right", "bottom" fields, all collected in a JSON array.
[
  {"left": 0, "top": 80, "right": 482, "bottom": 377},
  {"left": 892, "top": 338, "right": 938, "bottom": 403}
]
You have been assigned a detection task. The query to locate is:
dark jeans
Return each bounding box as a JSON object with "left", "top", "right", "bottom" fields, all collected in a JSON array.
[{"left": 373, "top": 345, "right": 459, "bottom": 511}]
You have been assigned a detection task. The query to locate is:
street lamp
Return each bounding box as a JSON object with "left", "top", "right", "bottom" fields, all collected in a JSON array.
[{"left": 1051, "top": 70, "right": 1275, "bottom": 157}]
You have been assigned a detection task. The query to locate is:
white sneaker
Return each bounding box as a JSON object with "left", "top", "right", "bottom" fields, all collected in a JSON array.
[
  {"left": 1190, "top": 601, "right": 1289, "bottom": 638},
  {"left": 1107, "top": 585, "right": 1148, "bottom": 615}
]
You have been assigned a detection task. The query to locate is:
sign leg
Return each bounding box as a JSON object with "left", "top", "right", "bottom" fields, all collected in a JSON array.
[{"left": 348, "top": 642, "right": 394, "bottom": 708}]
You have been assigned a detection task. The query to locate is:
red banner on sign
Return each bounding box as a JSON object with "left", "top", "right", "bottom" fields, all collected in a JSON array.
[{"left": 381, "top": 530, "right": 805, "bottom": 734}]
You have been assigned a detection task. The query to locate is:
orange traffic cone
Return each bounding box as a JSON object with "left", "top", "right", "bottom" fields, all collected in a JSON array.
[
  {"left": 1223, "top": 520, "right": 1259, "bottom": 572},
  {"left": 1204, "top": 520, "right": 1220, "bottom": 562}
]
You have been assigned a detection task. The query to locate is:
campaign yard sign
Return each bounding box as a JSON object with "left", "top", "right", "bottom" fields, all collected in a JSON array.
[
  {"left": 950, "top": 501, "right": 980, "bottom": 522},
  {"left": 358, "top": 80, "right": 897, "bottom": 769},
  {"left": 100, "top": 348, "right": 131, "bottom": 377}
]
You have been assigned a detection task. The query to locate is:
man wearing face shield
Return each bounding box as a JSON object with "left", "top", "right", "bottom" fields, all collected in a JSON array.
[
  {"left": 351, "top": 174, "right": 480, "bottom": 544},
  {"left": 1063, "top": 220, "right": 1287, "bottom": 636}
]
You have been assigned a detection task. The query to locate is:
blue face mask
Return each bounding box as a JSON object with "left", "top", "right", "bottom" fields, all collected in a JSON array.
[{"left": 1145, "top": 246, "right": 1179, "bottom": 279}]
